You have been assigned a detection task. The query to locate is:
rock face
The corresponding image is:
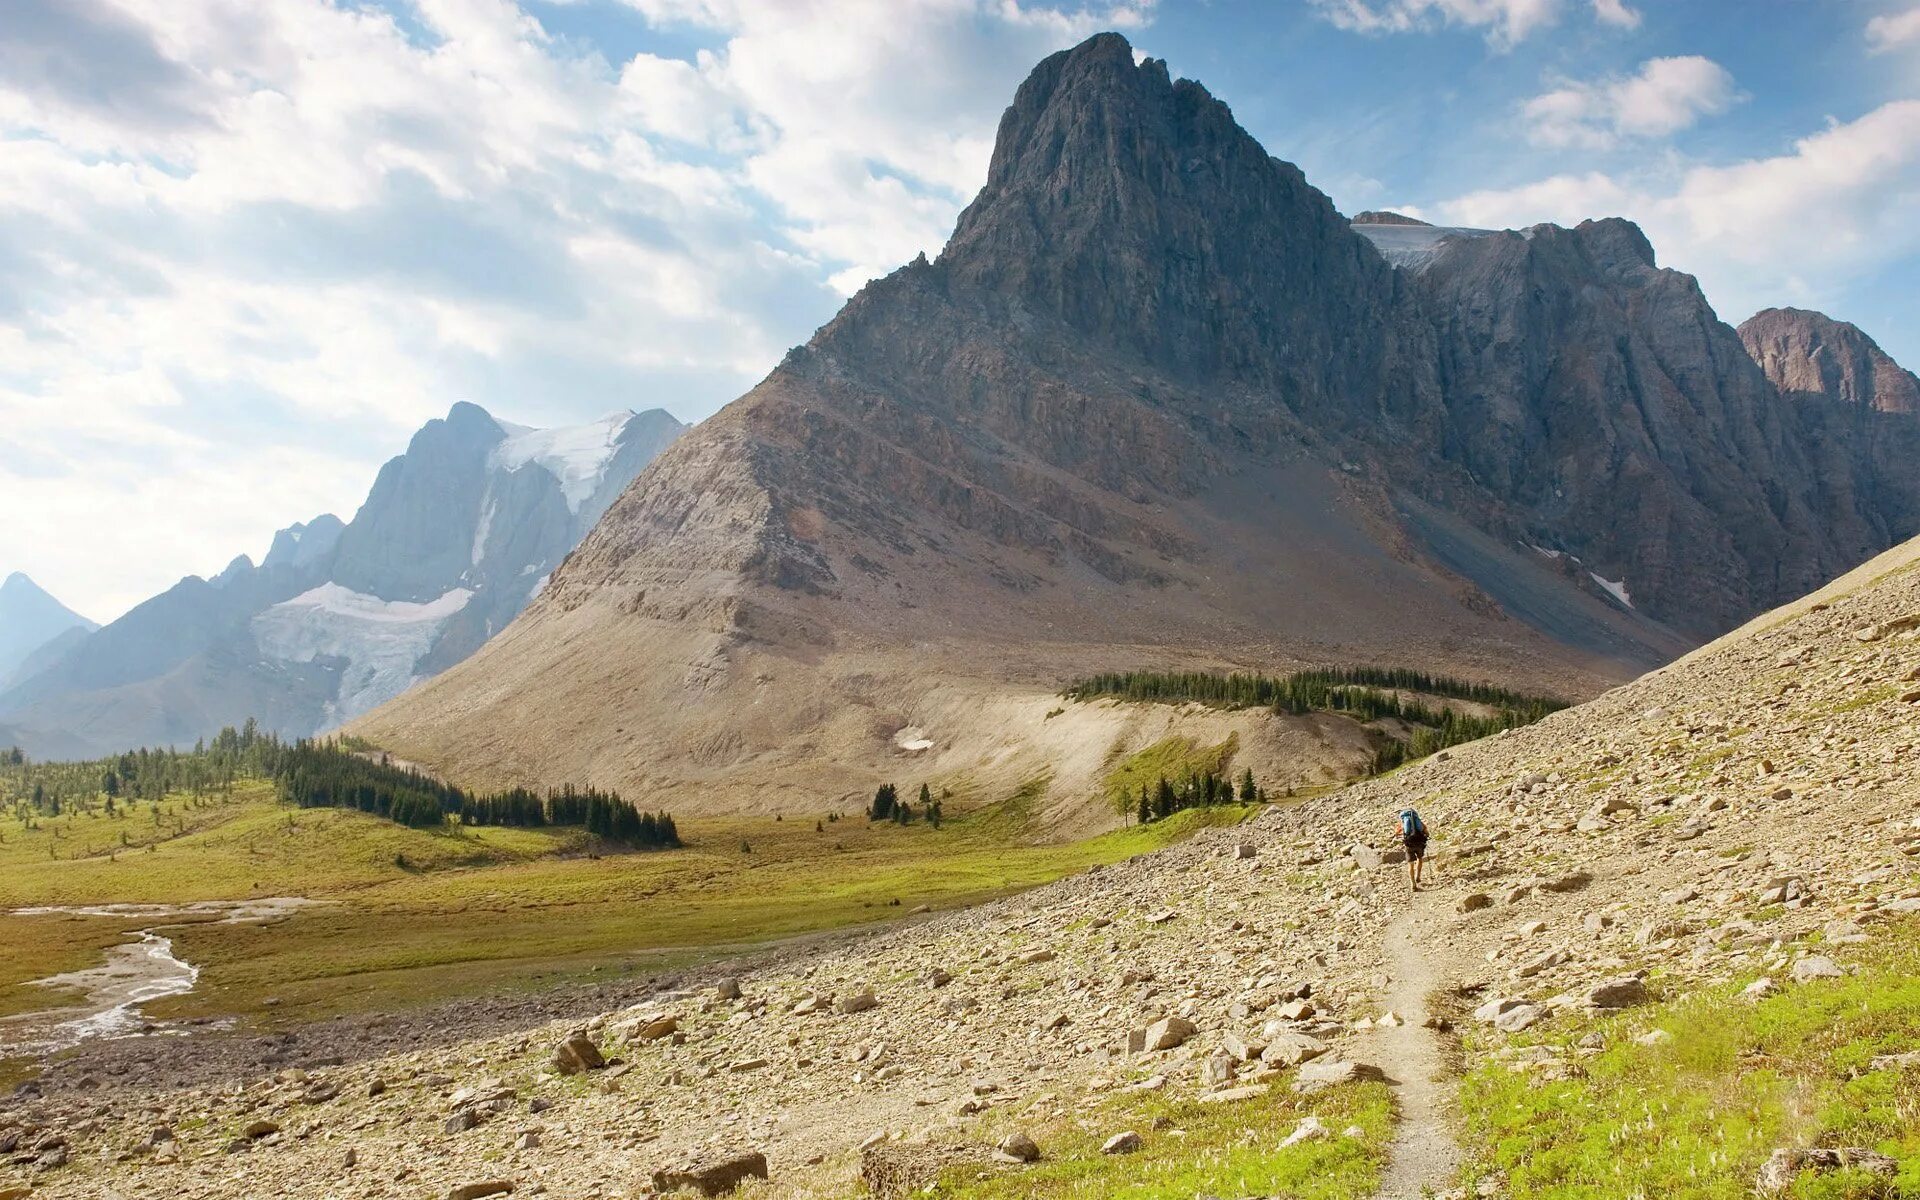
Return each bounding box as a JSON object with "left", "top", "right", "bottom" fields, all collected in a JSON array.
[
  {"left": 0, "top": 405, "right": 683, "bottom": 757},
  {"left": 1741, "top": 307, "right": 1920, "bottom": 415},
  {"left": 353, "top": 32, "right": 1919, "bottom": 810}
]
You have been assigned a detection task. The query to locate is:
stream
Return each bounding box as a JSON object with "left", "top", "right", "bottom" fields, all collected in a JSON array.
[{"left": 0, "top": 898, "right": 322, "bottom": 1057}]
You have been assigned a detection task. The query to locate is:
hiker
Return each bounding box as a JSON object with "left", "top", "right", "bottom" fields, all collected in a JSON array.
[{"left": 1397, "top": 807, "right": 1429, "bottom": 891}]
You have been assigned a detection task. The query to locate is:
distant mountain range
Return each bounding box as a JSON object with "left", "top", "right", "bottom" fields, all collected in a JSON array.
[
  {"left": 350, "top": 33, "right": 1920, "bottom": 816},
  {"left": 0, "top": 405, "right": 683, "bottom": 758},
  {"left": 0, "top": 573, "right": 96, "bottom": 691}
]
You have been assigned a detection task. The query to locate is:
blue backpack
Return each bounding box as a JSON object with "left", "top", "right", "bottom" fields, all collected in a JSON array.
[{"left": 1400, "top": 809, "right": 1425, "bottom": 838}]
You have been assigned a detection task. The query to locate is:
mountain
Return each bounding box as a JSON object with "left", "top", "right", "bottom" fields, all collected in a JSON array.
[
  {"left": 0, "top": 573, "right": 96, "bottom": 689},
  {"left": 351, "top": 34, "right": 1916, "bottom": 813},
  {"left": 0, "top": 406, "right": 684, "bottom": 758},
  {"left": 1740, "top": 307, "right": 1920, "bottom": 415}
]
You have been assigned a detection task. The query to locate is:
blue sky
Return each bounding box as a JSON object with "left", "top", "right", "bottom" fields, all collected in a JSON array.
[{"left": 3, "top": 0, "right": 1917, "bottom": 621}]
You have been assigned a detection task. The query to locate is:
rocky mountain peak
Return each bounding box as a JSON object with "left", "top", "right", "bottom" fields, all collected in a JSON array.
[
  {"left": 1739, "top": 307, "right": 1920, "bottom": 415},
  {"left": 938, "top": 32, "right": 1396, "bottom": 399}
]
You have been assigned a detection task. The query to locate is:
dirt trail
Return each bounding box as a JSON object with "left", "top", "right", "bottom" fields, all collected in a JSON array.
[{"left": 1368, "top": 893, "right": 1461, "bottom": 1199}]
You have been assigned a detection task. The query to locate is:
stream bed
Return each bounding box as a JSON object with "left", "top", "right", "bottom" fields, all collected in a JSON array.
[{"left": 0, "top": 898, "right": 322, "bottom": 1056}]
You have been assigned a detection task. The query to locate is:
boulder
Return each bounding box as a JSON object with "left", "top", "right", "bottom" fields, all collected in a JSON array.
[
  {"left": 1457, "top": 893, "right": 1494, "bottom": 913},
  {"left": 447, "top": 1183, "right": 514, "bottom": 1200},
  {"left": 996, "top": 1132, "right": 1041, "bottom": 1163},
  {"left": 714, "top": 977, "right": 742, "bottom": 1001},
  {"left": 839, "top": 988, "right": 880, "bottom": 1014},
  {"left": 651, "top": 1151, "right": 770, "bottom": 1197},
  {"left": 1140, "top": 1015, "right": 1196, "bottom": 1052},
  {"left": 552, "top": 1034, "right": 604, "bottom": 1075},
  {"left": 1584, "top": 975, "right": 1649, "bottom": 1009}
]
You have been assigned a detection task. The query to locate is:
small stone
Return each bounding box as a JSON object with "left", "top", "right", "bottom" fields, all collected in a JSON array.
[
  {"left": 839, "top": 988, "right": 880, "bottom": 1014},
  {"left": 714, "top": 977, "right": 742, "bottom": 1000},
  {"left": 1100, "top": 1131, "right": 1142, "bottom": 1155},
  {"left": 1457, "top": 893, "right": 1494, "bottom": 913},
  {"left": 1494, "top": 1004, "right": 1546, "bottom": 1033},
  {"left": 1292, "top": 1060, "right": 1385, "bottom": 1093},
  {"left": 1791, "top": 956, "right": 1842, "bottom": 982},
  {"left": 996, "top": 1132, "right": 1041, "bottom": 1163},
  {"left": 1280, "top": 1116, "right": 1329, "bottom": 1147},
  {"left": 447, "top": 1182, "right": 514, "bottom": 1200}
]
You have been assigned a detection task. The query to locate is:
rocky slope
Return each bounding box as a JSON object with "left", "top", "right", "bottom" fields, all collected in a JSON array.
[
  {"left": 0, "top": 406, "right": 682, "bottom": 758},
  {"left": 9, "top": 519, "right": 1918, "bottom": 1200},
  {"left": 353, "top": 33, "right": 1917, "bottom": 815},
  {"left": 0, "top": 575, "right": 94, "bottom": 691}
]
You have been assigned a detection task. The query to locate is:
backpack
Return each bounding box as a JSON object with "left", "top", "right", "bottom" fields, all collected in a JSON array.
[{"left": 1400, "top": 809, "right": 1425, "bottom": 839}]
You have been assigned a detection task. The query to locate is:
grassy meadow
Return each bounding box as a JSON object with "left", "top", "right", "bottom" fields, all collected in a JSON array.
[
  {"left": 1457, "top": 920, "right": 1920, "bottom": 1198},
  {"left": 0, "top": 777, "right": 1256, "bottom": 1041}
]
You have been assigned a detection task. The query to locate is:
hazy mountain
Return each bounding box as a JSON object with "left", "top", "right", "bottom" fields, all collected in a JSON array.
[
  {"left": 351, "top": 34, "right": 1919, "bottom": 812},
  {"left": 0, "top": 573, "right": 96, "bottom": 688},
  {"left": 0, "top": 405, "right": 683, "bottom": 758}
]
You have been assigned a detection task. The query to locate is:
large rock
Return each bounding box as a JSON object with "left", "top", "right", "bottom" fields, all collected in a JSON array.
[
  {"left": 1139, "top": 1016, "right": 1196, "bottom": 1052},
  {"left": 651, "top": 1151, "right": 770, "bottom": 1197},
  {"left": 1584, "top": 975, "right": 1649, "bottom": 1009},
  {"left": 552, "top": 1033, "right": 605, "bottom": 1075},
  {"left": 1291, "top": 1060, "right": 1385, "bottom": 1093},
  {"left": 447, "top": 1183, "right": 514, "bottom": 1200}
]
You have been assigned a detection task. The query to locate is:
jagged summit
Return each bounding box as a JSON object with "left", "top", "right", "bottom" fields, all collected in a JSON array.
[
  {"left": 941, "top": 32, "right": 1394, "bottom": 395},
  {"left": 1350, "top": 211, "right": 1430, "bottom": 226},
  {"left": 1740, "top": 307, "right": 1920, "bottom": 415}
]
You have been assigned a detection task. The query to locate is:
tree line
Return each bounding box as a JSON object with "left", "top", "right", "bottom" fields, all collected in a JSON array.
[
  {"left": 1062, "top": 666, "right": 1564, "bottom": 774},
  {"left": 1063, "top": 666, "right": 1562, "bottom": 718},
  {"left": 3, "top": 726, "right": 680, "bottom": 849}
]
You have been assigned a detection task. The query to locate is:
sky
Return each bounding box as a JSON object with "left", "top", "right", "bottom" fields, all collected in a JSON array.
[{"left": 3, "top": 0, "right": 1917, "bottom": 623}]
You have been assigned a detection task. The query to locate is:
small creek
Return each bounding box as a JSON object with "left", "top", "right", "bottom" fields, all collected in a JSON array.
[{"left": 0, "top": 898, "right": 322, "bottom": 1057}]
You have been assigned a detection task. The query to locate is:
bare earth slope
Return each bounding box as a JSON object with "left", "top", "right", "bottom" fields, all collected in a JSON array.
[{"left": 15, "top": 507, "right": 1920, "bottom": 1200}]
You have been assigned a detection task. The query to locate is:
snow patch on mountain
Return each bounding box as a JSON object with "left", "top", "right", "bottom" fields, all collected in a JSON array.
[
  {"left": 1353, "top": 221, "right": 1498, "bottom": 271},
  {"left": 252, "top": 584, "right": 474, "bottom": 724},
  {"left": 490, "top": 412, "right": 635, "bottom": 512},
  {"left": 1590, "top": 572, "right": 1633, "bottom": 609}
]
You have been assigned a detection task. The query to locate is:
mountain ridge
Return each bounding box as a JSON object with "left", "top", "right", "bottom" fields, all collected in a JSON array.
[{"left": 0, "top": 404, "right": 685, "bottom": 757}]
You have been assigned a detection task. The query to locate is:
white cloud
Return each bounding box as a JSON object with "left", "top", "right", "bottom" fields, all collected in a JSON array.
[
  {"left": 1439, "top": 99, "right": 1920, "bottom": 325},
  {"left": 1523, "top": 56, "right": 1742, "bottom": 149},
  {"left": 1590, "top": 0, "right": 1641, "bottom": 29},
  {"left": 1307, "top": 0, "right": 1590, "bottom": 46},
  {"left": 1867, "top": 5, "right": 1920, "bottom": 51},
  {"left": 0, "top": 0, "right": 1147, "bottom": 620}
]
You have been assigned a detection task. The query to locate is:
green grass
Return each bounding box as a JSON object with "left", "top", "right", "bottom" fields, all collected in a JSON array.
[
  {"left": 1458, "top": 920, "right": 1920, "bottom": 1199},
  {"left": 925, "top": 1079, "right": 1391, "bottom": 1200},
  {"left": 0, "top": 780, "right": 1255, "bottom": 1034},
  {"left": 1102, "top": 734, "right": 1239, "bottom": 813}
]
